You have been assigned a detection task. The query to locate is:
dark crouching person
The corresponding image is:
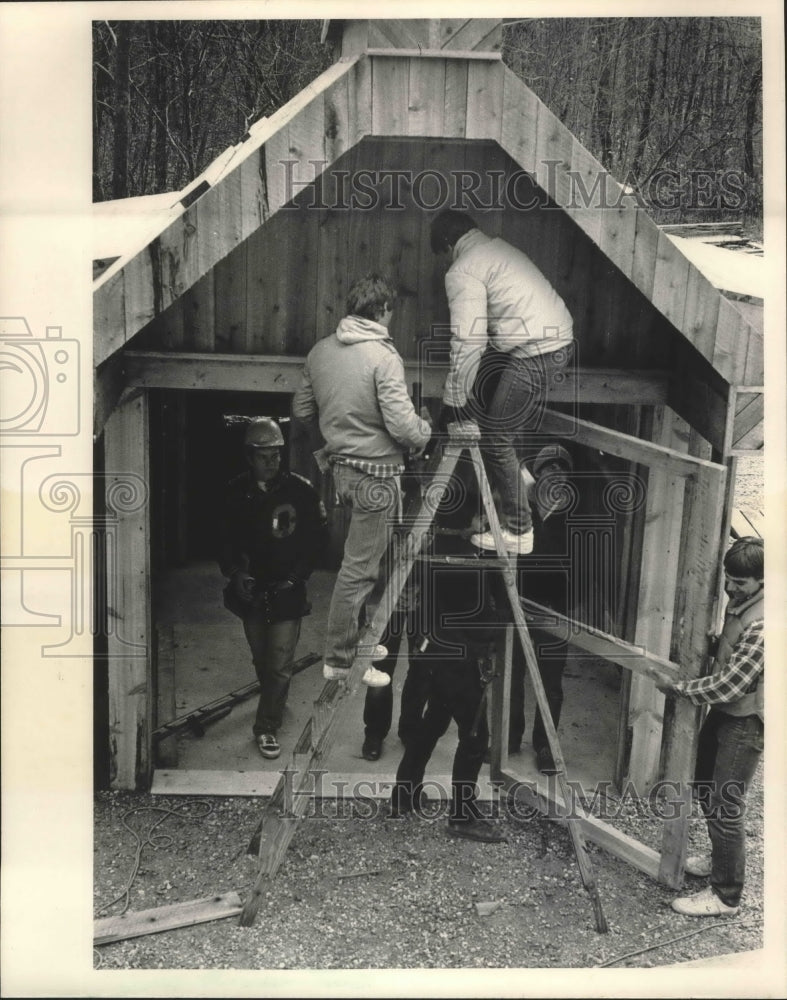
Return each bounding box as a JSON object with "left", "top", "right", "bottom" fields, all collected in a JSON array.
[
  {"left": 390, "top": 521, "right": 508, "bottom": 844},
  {"left": 218, "top": 417, "right": 328, "bottom": 760},
  {"left": 657, "top": 536, "right": 764, "bottom": 917}
]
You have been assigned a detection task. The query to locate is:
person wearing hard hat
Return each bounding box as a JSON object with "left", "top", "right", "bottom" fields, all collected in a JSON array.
[
  {"left": 292, "top": 273, "right": 432, "bottom": 688},
  {"left": 218, "top": 416, "right": 328, "bottom": 760}
]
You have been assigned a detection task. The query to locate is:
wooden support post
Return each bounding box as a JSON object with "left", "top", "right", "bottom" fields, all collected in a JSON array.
[
  {"left": 155, "top": 624, "right": 178, "bottom": 769},
  {"left": 626, "top": 408, "right": 687, "bottom": 792},
  {"left": 105, "top": 390, "right": 152, "bottom": 790},
  {"left": 658, "top": 460, "right": 727, "bottom": 887},
  {"left": 489, "top": 626, "right": 513, "bottom": 776}
]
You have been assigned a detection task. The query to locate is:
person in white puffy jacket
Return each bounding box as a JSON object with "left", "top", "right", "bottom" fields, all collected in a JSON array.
[
  {"left": 292, "top": 273, "right": 432, "bottom": 688},
  {"left": 430, "top": 210, "right": 574, "bottom": 555}
]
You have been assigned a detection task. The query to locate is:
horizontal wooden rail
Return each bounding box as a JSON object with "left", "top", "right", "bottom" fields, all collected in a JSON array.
[
  {"left": 367, "top": 49, "right": 503, "bottom": 60},
  {"left": 118, "top": 350, "right": 669, "bottom": 403},
  {"left": 539, "top": 408, "right": 727, "bottom": 478},
  {"left": 520, "top": 598, "right": 680, "bottom": 684},
  {"left": 493, "top": 770, "right": 663, "bottom": 881}
]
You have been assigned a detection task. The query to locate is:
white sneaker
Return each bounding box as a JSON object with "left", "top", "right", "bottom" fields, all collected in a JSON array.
[
  {"left": 671, "top": 886, "right": 738, "bottom": 917},
  {"left": 357, "top": 643, "right": 388, "bottom": 661},
  {"left": 471, "top": 527, "right": 534, "bottom": 555},
  {"left": 684, "top": 854, "right": 712, "bottom": 877},
  {"left": 323, "top": 664, "right": 350, "bottom": 681},
  {"left": 362, "top": 667, "right": 391, "bottom": 687}
]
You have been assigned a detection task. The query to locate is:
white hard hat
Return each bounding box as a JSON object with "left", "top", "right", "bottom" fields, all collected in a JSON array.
[{"left": 244, "top": 417, "right": 284, "bottom": 448}]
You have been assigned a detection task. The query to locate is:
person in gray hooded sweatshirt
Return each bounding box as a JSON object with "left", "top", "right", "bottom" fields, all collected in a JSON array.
[{"left": 292, "top": 274, "right": 432, "bottom": 687}]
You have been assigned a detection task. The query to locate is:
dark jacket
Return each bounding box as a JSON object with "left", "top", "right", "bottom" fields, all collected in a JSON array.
[{"left": 218, "top": 470, "right": 328, "bottom": 621}]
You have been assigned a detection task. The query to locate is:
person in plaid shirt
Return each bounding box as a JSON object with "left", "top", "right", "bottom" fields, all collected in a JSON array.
[{"left": 658, "top": 536, "right": 764, "bottom": 917}]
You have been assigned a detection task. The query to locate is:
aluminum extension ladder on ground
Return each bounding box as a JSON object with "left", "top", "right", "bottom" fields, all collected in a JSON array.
[{"left": 239, "top": 422, "right": 609, "bottom": 933}]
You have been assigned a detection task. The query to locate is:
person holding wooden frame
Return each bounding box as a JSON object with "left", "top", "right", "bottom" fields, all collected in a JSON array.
[{"left": 657, "top": 536, "right": 764, "bottom": 917}]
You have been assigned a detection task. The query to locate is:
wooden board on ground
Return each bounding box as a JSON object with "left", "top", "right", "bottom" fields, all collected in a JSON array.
[{"left": 94, "top": 892, "right": 243, "bottom": 946}]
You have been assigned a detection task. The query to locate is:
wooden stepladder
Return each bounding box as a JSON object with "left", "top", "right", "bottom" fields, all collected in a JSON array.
[{"left": 240, "top": 422, "right": 608, "bottom": 933}]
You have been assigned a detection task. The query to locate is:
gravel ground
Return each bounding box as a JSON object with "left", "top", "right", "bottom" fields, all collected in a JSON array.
[{"left": 93, "top": 765, "right": 763, "bottom": 972}]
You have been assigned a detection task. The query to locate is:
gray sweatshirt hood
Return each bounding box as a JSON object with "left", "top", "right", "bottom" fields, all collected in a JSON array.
[{"left": 336, "top": 315, "right": 391, "bottom": 345}]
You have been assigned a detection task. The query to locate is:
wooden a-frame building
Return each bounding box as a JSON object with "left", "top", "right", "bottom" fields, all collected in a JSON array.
[{"left": 93, "top": 18, "right": 764, "bottom": 889}]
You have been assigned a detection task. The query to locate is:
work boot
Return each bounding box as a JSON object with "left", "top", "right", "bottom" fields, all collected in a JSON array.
[
  {"left": 361, "top": 736, "right": 383, "bottom": 761},
  {"left": 536, "top": 746, "right": 558, "bottom": 774}
]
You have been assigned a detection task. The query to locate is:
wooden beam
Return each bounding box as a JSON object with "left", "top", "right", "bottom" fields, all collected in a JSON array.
[
  {"left": 94, "top": 352, "right": 128, "bottom": 439},
  {"left": 105, "top": 391, "right": 152, "bottom": 790},
  {"left": 538, "top": 408, "right": 726, "bottom": 478},
  {"left": 500, "top": 66, "right": 539, "bottom": 176},
  {"left": 366, "top": 48, "right": 502, "bottom": 61},
  {"left": 489, "top": 626, "right": 513, "bottom": 772},
  {"left": 94, "top": 893, "right": 242, "bottom": 946},
  {"left": 626, "top": 409, "right": 687, "bottom": 792},
  {"left": 493, "top": 770, "right": 662, "bottom": 881},
  {"left": 667, "top": 341, "right": 729, "bottom": 454},
  {"left": 520, "top": 599, "right": 681, "bottom": 684},
  {"left": 121, "top": 351, "right": 670, "bottom": 404},
  {"left": 155, "top": 624, "right": 177, "bottom": 770},
  {"left": 465, "top": 59, "right": 503, "bottom": 141},
  {"left": 658, "top": 458, "right": 727, "bottom": 887},
  {"left": 439, "top": 18, "right": 502, "bottom": 53},
  {"left": 731, "top": 391, "right": 764, "bottom": 452}
]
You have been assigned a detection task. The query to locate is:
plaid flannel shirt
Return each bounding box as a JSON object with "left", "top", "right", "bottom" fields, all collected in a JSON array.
[
  {"left": 675, "top": 619, "right": 764, "bottom": 706},
  {"left": 330, "top": 455, "right": 405, "bottom": 478}
]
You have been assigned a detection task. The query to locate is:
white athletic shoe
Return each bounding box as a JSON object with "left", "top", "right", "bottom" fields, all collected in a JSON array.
[
  {"left": 357, "top": 643, "right": 389, "bottom": 661},
  {"left": 362, "top": 667, "right": 391, "bottom": 688},
  {"left": 323, "top": 664, "right": 350, "bottom": 681},
  {"left": 671, "top": 886, "right": 738, "bottom": 917},
  {"left": 471, "top": 527, "right": 534, "bottom": 555}
]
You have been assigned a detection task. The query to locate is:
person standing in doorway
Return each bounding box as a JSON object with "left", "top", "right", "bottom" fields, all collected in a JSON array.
[{"left": 218, "top": 416, "right": 328, "bottom": 760}]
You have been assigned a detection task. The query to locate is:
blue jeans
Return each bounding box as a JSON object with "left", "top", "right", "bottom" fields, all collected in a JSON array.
[
  {"left": 473, "top": 345, "right": 572, "bottom": 534},
  {"left": 242, "top": 614, "right": 302, "bottom": 735},
  {"left": 693, "top": 710, "right": 764, "bottom": 907},
  {"left": 324, "top": 464, "right": 400, "bottom": 668}
]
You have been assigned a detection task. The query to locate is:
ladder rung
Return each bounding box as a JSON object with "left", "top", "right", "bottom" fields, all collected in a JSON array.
[{"left": 415, "top": 554, "right": 511, "bottom": 568}]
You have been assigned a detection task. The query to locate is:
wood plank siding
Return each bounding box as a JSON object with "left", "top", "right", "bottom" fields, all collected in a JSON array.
[{"left": 95, "top": 55, "right": 763, "bottom": 406}]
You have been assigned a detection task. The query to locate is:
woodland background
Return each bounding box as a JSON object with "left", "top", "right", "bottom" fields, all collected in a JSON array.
[{"left": 92, "top": 17, "right": 763, "bottom": 234}]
